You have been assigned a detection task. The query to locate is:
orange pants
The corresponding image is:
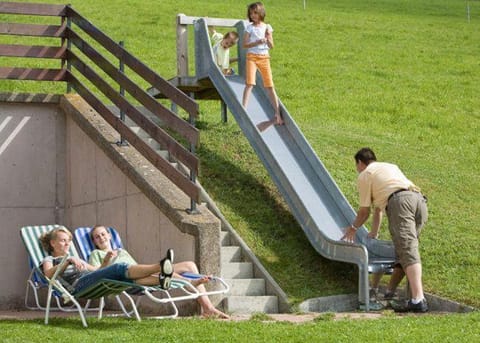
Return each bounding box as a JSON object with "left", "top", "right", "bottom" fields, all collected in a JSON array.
[{"left": 245, "top": 53, "right": 274, "bottom": 87}]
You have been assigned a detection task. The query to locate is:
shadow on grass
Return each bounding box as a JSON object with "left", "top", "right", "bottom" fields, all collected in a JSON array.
[{"left": 196, "top": 121, "right": 357, "bottom": 302}]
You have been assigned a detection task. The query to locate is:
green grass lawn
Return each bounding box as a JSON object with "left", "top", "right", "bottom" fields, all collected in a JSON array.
[
  {"left": 1, "top": 312, "right": 480, "bottom": 342},
  {"left": 0, "top": 312, "right": 480, "bottom": 343},
  {"left": 1, "top": 0, "right": 479, "bottom": 337}
]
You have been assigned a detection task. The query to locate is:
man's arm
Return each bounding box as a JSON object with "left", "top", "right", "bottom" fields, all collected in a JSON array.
[
  {"left": 341, "top": 206, "right": 370, "bottom": 242},
  {"left": 368, "top": 207, "right": 383, "bottom": 238}
]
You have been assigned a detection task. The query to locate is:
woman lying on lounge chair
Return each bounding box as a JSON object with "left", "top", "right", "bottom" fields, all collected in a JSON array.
[
  {"left": 39, "top": 227, "right": 174, "bottom": 295},
  {"left": 88, "top": 225, "right": 229, "bottom": 319}
]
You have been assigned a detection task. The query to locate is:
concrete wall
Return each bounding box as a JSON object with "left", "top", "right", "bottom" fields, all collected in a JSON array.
[
  {"left": 0, "top": 97, "right": 65, "bottom": 308},
  {"left": 0, "top": 93, "right": 221, "bottom": 312},
  {"left": 63, "top": 113, "right": 196, "bottom": 264}
]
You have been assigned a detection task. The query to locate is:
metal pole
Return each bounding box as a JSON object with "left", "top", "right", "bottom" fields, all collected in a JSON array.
[
  {"left": 221, "top": 100, "right": 227, "bottom": 123},
  {"left": 188, "top": 92, "right": 198, "bottom": 214},
  {"left": 117, "top": 41, "right": 128, "bottom": 146}
]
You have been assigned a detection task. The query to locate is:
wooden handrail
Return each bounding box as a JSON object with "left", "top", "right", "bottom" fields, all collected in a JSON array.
[
  {"left": 68, "top": 51, "right": 198, "bottom": 173},
  {"left": 0, "top": 2, "right": 66, "bottom": 16},
  {"left": 67, "top": 72, "right": 201, "bottom": 203},
  {"left": 0, "top": 2, "right": 202, "bottom": 206},
  {"left": 66, "top": 7, "right": 199, "bottom": 119},
  {"left": 66, "top": 28, "right": 199, "bottom": 146}
]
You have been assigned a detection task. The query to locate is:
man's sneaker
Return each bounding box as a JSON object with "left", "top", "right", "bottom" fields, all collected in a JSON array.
[
  {"left": 383, "top": 291, "right": 397, "bottom": 300},
  {"left": 392, "top": 299, "right": 428, "bottom": 313}
]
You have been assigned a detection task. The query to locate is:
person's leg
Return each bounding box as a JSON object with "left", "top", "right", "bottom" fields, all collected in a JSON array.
[
  {"left": 264, "top": 87, "right": 282, "bottom": 124},
  {"left": 173, "top": 261, "right": 229, "bottom": 319},
  {"left": 126, "top": 263, "right": 161, "bottom": 280},
  {"left": 243, "top": 55, "right": 256, "bottom": 109},
  {"left": 257, "top": 57, "right": 282, "bottom": 125},
  {"left": 242, "top": 85, "right": 254, "bottom": 108},
  {"left": 132, "top": 275, "right": 160, "bottom": 286},
  {"left": 405, "top": 193, "right": 428, "bottom": 301},
  {"left": 384, "top": 266, "right": 405, "bottom": 298},
  {"left": 74, "top": 263, "right": 131, "bottom": 293},
  {"left": 388, "top": 193, "right": 427, "bottom": 311},
  {"left": 404, "top": 262, "right": 423, "bottom": 300},
  {"left": 371, "top": 273, "right": 383, "bottom": 290}
]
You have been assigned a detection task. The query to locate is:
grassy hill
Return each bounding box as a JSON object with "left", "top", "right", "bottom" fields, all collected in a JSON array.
[{"left": 1, "top": 0, "right": 479, "bottom": 309}]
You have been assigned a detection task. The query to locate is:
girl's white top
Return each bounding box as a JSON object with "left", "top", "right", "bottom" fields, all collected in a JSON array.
[{"left": 245, "top": 22, "right": 273, "bottom": 55}]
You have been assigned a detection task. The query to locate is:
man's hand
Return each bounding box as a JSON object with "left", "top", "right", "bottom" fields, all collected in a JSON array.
[{"left": 341, "top": 226, "right": 357, "bottom": 243}]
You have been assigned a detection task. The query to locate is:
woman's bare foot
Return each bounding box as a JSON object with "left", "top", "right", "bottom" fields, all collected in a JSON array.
[
  {"left": 190, "top": 275, "right": 211, "bottom": 287},
  {"left": 202, "top": 306, "right": 230, "bottom": 319},
  {"left": 275, "top": 114, "right": 284, "bottom": 125}
]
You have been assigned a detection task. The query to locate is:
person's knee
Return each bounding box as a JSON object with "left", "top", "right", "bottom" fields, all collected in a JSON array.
[{"left": 185, "top": 261, "right": 199, "bottom": 273}]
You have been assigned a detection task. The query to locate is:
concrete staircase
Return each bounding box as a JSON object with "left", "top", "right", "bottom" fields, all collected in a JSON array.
[
  {"left": 220, "top": 231, "right": 279, "bottom": 314},
  {"left": 120, "top": 107, "right": 287, "bottom": 314}
]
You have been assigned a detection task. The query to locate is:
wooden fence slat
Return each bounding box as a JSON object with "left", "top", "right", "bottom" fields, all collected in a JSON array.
[
  {"left": 178, "top": 14, "right": 241, "bottom": 27},
  {"left": 68, "top": 52, "right": 198, "bottom": 173},
  {"left": 0, "top": 2, "right": 67, "bottom": 16},
  {"left": 0, "top": 23, "right": 66, "bottom": 37},
  {"left": 66, "top": 7, "right": 199, "bottom": 118},
  {"left": 67, "top": 72, "right": 201, "bottom": 203},
  {"left": 0, "top": 67, "right": 66, "bottom": 81},
  {"left": 67, "top": 29, "right": 199, "bottom": 146},
  {"left": 0, "top": 44, "right": 66, "bottom": 59}
]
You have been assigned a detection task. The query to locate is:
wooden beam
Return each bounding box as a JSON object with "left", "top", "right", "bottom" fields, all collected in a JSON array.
[
  {"left": 177, "top": 14, "right": 243, "bottom": 27},
  {"left": 0, "top": 44, "right": 66, "bottom": 59},
  {"left": 0, "top": 67, "right": 66, "bottom": 81},
  {"left": 0, "top": 2, "right": 67, "bottom": 16},
  {"left": 0, "top": 22, "right": 66, "bottom": 37},
  {"left": 67, "top": 72, "right": 201, "bottom": 203},
  {"left": 66, "top": 7, "right": 199, "bottom": 118},
  {"left": 67, "top": 29, "right": 199, "bottom": 146},
  {"left": 68, "top": 52, "right": 198, "bottom": 174}
]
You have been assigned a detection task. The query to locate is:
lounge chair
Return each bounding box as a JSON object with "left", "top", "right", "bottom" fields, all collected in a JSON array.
[
  {"left": 19, "top": 225, "right": 197, "bottom": 327},
  {"left": 73, "top": 226, "right": 230, "bottom": 316}
]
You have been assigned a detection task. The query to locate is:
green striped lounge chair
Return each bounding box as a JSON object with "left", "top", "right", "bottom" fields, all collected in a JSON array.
[
  {"left": 74, "top": 226, "right": 230, "bottom": 318},
  {"left": 20, "top": 224, "right": 142, "bottom": 327}
]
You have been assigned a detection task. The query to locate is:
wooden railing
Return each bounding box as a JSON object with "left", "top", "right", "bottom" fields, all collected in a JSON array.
[{"left": 0, "top": 2, "right": 201, "bottom": 206}]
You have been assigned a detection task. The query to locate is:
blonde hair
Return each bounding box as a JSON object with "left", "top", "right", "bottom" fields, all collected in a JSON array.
[
  {"left": 39, "top": 226, "right": 72, "bottom": 254},
  {"left": 247, "top": 2, "right": 266, "bottom": 22}
]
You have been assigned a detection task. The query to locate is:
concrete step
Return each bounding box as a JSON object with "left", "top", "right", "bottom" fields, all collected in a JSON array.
[
  {"left": 225, "top": 278, "right": 266, "bottom": 296},
  {"left": 144, "top": 137, "right": 160, "bottom": 150},
  {"left": 224, "top": 295, "right": 278, "bottom": 314},
  {"left": 220, "top": 231, "right": 230, "bottom": 246},
  {"left": 221, "top": 246, "right": 242, "bottom": 263},
  {"left": 155, "top": 149, "right": 170, "bottom": 160},
  {"left": 129, "top": 125, "right": 149, "bottom": 139},
  {"left": 221, "top": 262, "right": 253, "bottom": 279}
]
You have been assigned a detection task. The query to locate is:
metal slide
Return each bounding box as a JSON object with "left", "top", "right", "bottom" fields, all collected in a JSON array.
[{"left": 194, "top": 18, "right": 394, "bottom": 309}]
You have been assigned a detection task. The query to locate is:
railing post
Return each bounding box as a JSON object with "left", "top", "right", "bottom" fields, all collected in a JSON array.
[
  {"left": 187, "top": 92, "right": 199, "bottom": 214},
  {"left": 176, "top": 14, "right": 189, "bottom": 78},
  {"left": 221, "top": 100, "right": 227, "bottom": 123},
  {"left": 117, "top": 40, "right": 128, "bottom": 146},
  {"left": 66, "top": 5, "right": 72, "bottom": 93}
]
